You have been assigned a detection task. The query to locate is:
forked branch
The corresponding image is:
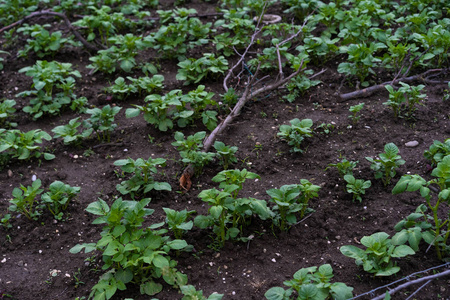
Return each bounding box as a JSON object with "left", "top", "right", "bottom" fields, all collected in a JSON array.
[{"left": 339, "top": 68, "right": 449, "bottom": 101}]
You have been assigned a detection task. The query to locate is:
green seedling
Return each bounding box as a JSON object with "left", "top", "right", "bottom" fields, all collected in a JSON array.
[
  {"left": 114, "top": 157, "right": 171, "bottom": 198},
  {"left": 267, "top": 180, "right": 319, "bottom": 231},
  {"left": 0, "top": 129, "right": 55, "bottom": 161},
  {"left": 163, "top": 208, "right": 196, "bottom": 240},
  {"left": 326, "top": 157, "right": 358, "bottom": 177},
  {"left": 84, "top": 105, "right": 122, "bottom": 143},
  {"left": 41, "top": 181, "right": 80, "bottom": 220},
  {"left": 424, "top": 138, "right": 450, "bottom": 166},
  {"left": 213, "top": 141, "right": 238, "bottom": 170},
  {"left": 70, "top": 197, "right": 189, "bottom": 298},
  {"left": 52, "top": 117, "right": 93, "bottom": 147},
  {"left": 392, "top": 155, "right": 450, "bottom": 260},
  {"left": 384, "top": 82, "right": 426, "bottom": 119},
  {"left": 176, "top": 53, "right": 228, "bottom": 85},
  {"left": 264, "top": 264, "right": 353, "bottom": 300},
  {"left": 348, "top": 102, "right": 365, "bottom": 124},
  {"left": 340, "top": 232, "right": 415, "bottom": 276},
  {"left": 16, "top": 60, "right": 81, "bottom": 120},
  {"left": 9, "top": 179, "right": 44, "bottom": 221},
  {"left": 172, "top": 131, "right": 215, "bottom": 174},
  {"left": 180, "top": 285, "right": 223, "bottom": 300},
  {"left": 344, "top": 174, "right": 371, "bottom": 202},
  {"left": 0, "top": 99, "right": 17, "bottom": 128},
  {"left": 366, "top": 143, "right": 405, "bottom": 186},
  {"left": 277, "top": 118, "right": 314, "bottom": 153}
]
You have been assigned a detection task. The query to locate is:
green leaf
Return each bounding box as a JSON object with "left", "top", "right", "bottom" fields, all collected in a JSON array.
[
  {"left": 166, "top": 239, "right": 188, "bottom": 250},
  {"left": 375, "top": 266, "right": 400, "bottom": 276},
  {"left": 86, "top": 199, "right": 110, "bottom": 216},
  {"left": 391, "top": 245, "right": 415, "bottom": 257},
  {"left": 152, "top": 255, "right": 169, "bottom": 268},
  {"left": 115, "top": 269, "right": 133, "bottom": 284},
  {"left": 44, "top": 153, "right": 55, "bottom": 160},
  {"left": 340, "top": 245, "right": 365, "bottom": 260},
  {"left": 264, "top": 287, "right": 288, "bottom": 300},
  {"left": 140, "top": 281, "right": 163, "bottom": 296}
]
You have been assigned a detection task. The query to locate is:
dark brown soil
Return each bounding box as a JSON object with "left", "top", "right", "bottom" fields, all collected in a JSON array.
[{"left": 1, "top": 1, "right": 450, "bottom": 300}]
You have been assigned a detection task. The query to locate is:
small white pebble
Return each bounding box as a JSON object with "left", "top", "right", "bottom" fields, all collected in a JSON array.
[
  {"left": 271, "top": 258, "right": 276, "bottom": 263},
  {"left": 32, "top": 174, "right": 37, "bottom": 181},
  {"left": 39, "top": 250, "right": 42, "bottom": 254},
  {"left": 123, "top": 149, "right": 128, "bottom": 152}
]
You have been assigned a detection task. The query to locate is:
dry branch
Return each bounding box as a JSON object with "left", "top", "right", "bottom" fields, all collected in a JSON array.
[
  {"left": 371, "top": 269, "right": 450, "bottom": 300},
  {"left": 0, "top": 10, "right": 100, "bottom": 51},
  {"left": 339, "top": 68, "right": 449, "bottom": 101},
  {"left": 179, "top": 14, "right": 326, "bottom": 190}
]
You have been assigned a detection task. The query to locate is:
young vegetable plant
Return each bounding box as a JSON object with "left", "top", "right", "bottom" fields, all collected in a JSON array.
[
  {"left": 172, "top": 131, "right": 216, "bottom": 175},
  {"left": 0, "top": 99, "right": 17, "bottom": 128},
  {"left": 9, "top": 179, "right": 44, "bottom": 221},
  {"left": 0, "top": 129, "right": 55, "bottom": 161},
  {"left": 326, "top": 157, "right": 358, "bottom": 177},
  {"left": 277, "top": 118, "right": 314, "bottom": 153},
  {"left": 384, "top": 82, "right": 426, "bottom": 119},
  {"left": 41, "top": 181, "right": 81, "bottom": 220},
  {"left": 16, "top": 60, "right": 81, "bottom": 120},
  {"left": 70, "top": 197, "right": 189, "bottom": 298},
  {"left": 180, "top": 285, "right": 223, "bottom": 300},
  {"left": 340, "top": 232, "right": 415, "bottom": 276},
  {"left": 366, "top": 142, "right": 405, "bottom": 186},
  {"left": 163, "top": 208, "right": 196, "bottom": 240},
  {"left": 392, "top": 155, "right": 450, "bottom": 260},
  {"left": 348, "top": 102, "right": 364, "bottom": 124},
  {"left": 126, "top": 90, "right": 182, "bottom": 131},
  {"left": 424, "top": 138, "right": 450, "bottom": 166},
  {"left": 213, "top": 141, "right": 238, "bottom": 170},
  {"left": 264, "top": 264, "right": 354, "bottom": 300},
  {"left": 52, "top": 117, "right": 93, "bottom": 147},
  {"left": 344, "top": 174, "right": 371, "bottom": 202},
  {"left": 267, "top": 180, "right": 320, "bottom": 231},
  {"left": 114, "top": 157, "right": 171, "bottom": 198},
  {"left": 84, "top": 105, "right": 122, "bottom": 143},
  {"left": 176, "top": 53, "right": 228, "bottom": 85}
]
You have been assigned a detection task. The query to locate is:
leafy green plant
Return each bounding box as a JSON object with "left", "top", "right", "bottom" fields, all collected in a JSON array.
[
  {"left": 0, "top": 129, "right": 55, "bottom": 161},
  {"left": 16, "top": 60, "right": 81, "bottom": 120},
  {"left": 17, "top": 24, "right": 78, "bottom": 58},
  {"left": 384, "top": 82, "right": 426, "bottom": 119},
  {"left": 267, "top": 180, "right": 320, "bottom": 231},
  {"left": 348, "top": 102, "right": 364, "bottom": 124},
  {"left": 366, "top": 143, "right": 405, "bottom": 186},
  {"left": 180, "top": 285, "right": 223, "bottom": 300},
  {"left": 264, "top": 264, "right": 353, "bottom": 300},
  {"left": 52, "top": 117, "right": 93, "bottom": 147},
  {"left": 392, "top": 155, "right": 450, "bottom": 260},
  {"left": 0, "top": 99, "right": 17, "bottom": 128},
  {"left": 88, "top": 33, "right": 152, "bottom": 73},
  {"left": 172, "top": 131, "right": 215, "bottom": 174},
  {"left": 126, "top": 90, "right": 182, "bottom": 131},
  {"left": 84, "top": 105, "right": 122, "bottom": 143},
  {"left": 114, "top": 157, "right": 171, "bottom": 198},
  {"left": 1, "top": 213, "right": 12, "bottom": 229},
  {"left": 163, "top": 208, "right": 195, "bottom": 240},
  {"left": 283, "top": 70, "right": 321, "bottom": 103},
  {"left": 213, "top": 141, "right": 238, "bottom": 170},
  {"left": 424, "top": 138, "right": 450, "bottom": 166},
  {"left": 344, "top": 174, "right": 371, "bottom": 202},
  {"left": 277, "top": 118, "right": 314, "bottom": 153},
  {"left": 70, "top": 197, "right": 189, "bottom": 298},
  {"left": 340, "top": 232, "right": 415, "bottom": 276},
  {"left": 176, "top": 53, "right": 228, "bottom": 85},
  {"left": 9, "top": 179, "right": 44, "bottom": 220},
  {"left": 41, "top": 181, "right": 81, "bottom": 220},
  {"left": 338, "top": 42, "right": 386, "bottom": 87},
  {"left": 326, "top": 157, "right": 358, "bottom": 177}
]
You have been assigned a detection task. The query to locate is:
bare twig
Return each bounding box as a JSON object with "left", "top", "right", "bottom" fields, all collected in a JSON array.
[
  {"left": 339, "top": 68, "right": 447, "bottom": 101},
  {"left": 371, "top": 269, "right": 450, "bottom": 300},
  {"left": 0, "top": 10, "right": 100, "bottom": 51}
]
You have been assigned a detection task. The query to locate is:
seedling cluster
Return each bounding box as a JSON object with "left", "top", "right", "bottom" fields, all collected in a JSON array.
[{"left": 1, "top": 0, "right": 449, "bottom": 299}]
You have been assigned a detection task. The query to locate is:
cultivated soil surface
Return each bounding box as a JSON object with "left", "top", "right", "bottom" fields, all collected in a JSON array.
[{"left": 1, "top": 1, "right": 450, "bottom": 300}]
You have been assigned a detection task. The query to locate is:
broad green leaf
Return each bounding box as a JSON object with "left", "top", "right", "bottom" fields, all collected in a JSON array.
[
  {"left": 340, "top": 245, "right": 365, "bottom": 260},
  {"left": 391, "top": 245, "right": 415, "bottom": 257},
  {"left": 140, "top": 281, "right": 162, "bottom": 296},
  {"left": 375, "top": 266, "right": 400, "bottom": 276},
  {"left": 166, "top": 239, "right": 188, "bottom": 250},
  {"left": 86, "top": 199, "right": 110, "bottom": 216}
]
